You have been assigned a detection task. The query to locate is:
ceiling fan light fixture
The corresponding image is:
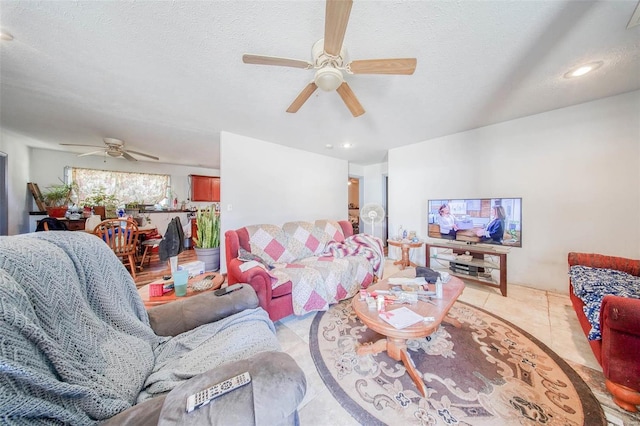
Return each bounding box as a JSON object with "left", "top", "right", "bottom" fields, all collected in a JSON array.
[
  {"left": 103, "top": 137, "right": 124, "bottom": 146},
  {"left": 314, "top": 67, "right": 343, "bottom": 91},
  {"left": 107, "top": 150, "right": 122, "bottom": 158}
]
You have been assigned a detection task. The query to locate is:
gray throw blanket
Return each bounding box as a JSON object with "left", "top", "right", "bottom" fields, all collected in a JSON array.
[{"left": 0, "top": 232, "right": 279, "bottom": 425}]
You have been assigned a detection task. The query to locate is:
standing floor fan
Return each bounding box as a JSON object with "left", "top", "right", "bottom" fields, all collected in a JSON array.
[{"left": 360, "top": 203, "right": 385, "bottom": 237}]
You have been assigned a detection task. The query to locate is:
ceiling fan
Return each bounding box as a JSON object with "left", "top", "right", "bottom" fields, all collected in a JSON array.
[
  {"left": 60, "top": 138, "right": 159, "bottom": 162},
  {"left": 242, "top": 0, "right": 417, "bottom": 117}
]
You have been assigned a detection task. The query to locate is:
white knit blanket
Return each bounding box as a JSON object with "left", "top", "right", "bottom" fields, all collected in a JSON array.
[{"left": 0, "top": 232, "right": 278, "bottom": 424}]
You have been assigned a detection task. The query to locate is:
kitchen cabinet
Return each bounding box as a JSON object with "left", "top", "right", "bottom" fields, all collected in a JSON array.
[{"left": 190, "top": 175, "right": 220, "bottom": 202}]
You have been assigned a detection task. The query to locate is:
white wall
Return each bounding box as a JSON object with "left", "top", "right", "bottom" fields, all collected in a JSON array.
[
  {"left": 29, "top": 148, "right": 218, "bottom": 209},
  {"left": 0, "top": 131, "right": 32, "bottom": 234},
  {"left": 220, "top": 131, "right": 349, "bottom": 272},
  {"left": 389, "top": 91, "right": 640, "bottom": 293}
]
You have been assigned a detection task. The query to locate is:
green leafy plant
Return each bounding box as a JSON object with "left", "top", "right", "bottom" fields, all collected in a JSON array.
[
  {"left": 193, "top": 205, "right": 220, "bottom": 249},
  {"left": 124, "top": 201, "right": 140, "bottom": 209},
  {"left": 82, "top": 186, "right": 119, "bottom": 209},
  {"left": 41, "top": 182, "right": 75, "bottom": 207}
]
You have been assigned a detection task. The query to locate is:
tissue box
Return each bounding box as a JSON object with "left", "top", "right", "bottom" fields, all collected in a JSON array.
[
  {"left": 149, "top": 283, "right": 164, "bottom": 297},
  {"left": 177, "top": 260, "right": 206, "bottom": 277}
]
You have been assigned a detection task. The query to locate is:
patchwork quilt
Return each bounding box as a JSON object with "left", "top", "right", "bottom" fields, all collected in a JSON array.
[
  {"left": 242, "top": 221, "right": 383, "bottom": 316},
  {"left": 569, "top": 265, "right": 640, "bottom": 340}
]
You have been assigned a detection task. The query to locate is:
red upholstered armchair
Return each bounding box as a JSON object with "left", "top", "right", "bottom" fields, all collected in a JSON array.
[
  {"left": 225, "top": 220, "right": 359, "bottom": 322},
  {"left": 568, "top": 252, "right": 640, "bottom": 412}
]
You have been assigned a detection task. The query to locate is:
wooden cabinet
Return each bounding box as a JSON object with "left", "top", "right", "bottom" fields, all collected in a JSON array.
[
  {"left": 190, "top": 175, "right": 220, "bottom": 202},
  {"left": 36, "top": 218, "right": 87, "bottom": 231}
]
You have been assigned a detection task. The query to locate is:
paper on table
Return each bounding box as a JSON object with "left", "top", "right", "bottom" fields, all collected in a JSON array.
[{"left": 378, "top": 307, "right": 425, "bottom": 329}]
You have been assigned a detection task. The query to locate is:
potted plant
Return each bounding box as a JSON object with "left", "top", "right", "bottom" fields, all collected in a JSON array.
[
  {"left": 41, "top": 182, "right": 75, "bottom": 218},
  {"left": 124, "top": 201, "right": 141, "bottom": 219},
  {"left": 82, "top": 186, "right": 119, "bottom": 219},
  {"left": 192, "top": 205, "right": 220, "bottom": 271}
]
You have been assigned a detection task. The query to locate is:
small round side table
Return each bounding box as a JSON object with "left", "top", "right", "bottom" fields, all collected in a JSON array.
[{"left": 387, "top": 239, "right": 424, "bottom": 270}]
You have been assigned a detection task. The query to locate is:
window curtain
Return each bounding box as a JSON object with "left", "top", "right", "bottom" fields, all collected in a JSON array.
[{"left": 70, "top": 167, "right": 170, "bottom": 206}]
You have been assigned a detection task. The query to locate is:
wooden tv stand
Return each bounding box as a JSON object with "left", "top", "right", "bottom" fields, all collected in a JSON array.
[{"left": 425, "top": 242, "right": 507, "bottom": 296}]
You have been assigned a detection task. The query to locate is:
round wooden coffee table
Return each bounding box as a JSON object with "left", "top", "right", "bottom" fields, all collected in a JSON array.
[
  {"left": 353, "top": 270, "right": 464, "bottom": 396},
  {"left": 138, "top": 272, "right": 225, "bottom": 308}
]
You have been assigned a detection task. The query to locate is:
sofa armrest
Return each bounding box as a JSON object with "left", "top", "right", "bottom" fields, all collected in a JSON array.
[
  {"left": 157, "top": 351, "right": 306, "bottom": 425},
  {"left": 103, "top": 351, "right": 306, "bottom": 426},
  {"left": 147, "top": 285, "right": 259, "bottom": 337},
  {"left": 226, "top": 257, "right": 274, "bottom": 310},
  {"left": 601, "top": 295, "right": 640, "bottom": 339},
  {"left": 600, "top": 295, "right": 640, "bottom": 390},
  {"left": 338, "top": 220, "right": 354, "bottom": 238},
  {"left": 101, "top": 396, "right": 166, "bottom": 426},
  {"left": 568, "top": 252, "right": 640, "bottom": 276}
]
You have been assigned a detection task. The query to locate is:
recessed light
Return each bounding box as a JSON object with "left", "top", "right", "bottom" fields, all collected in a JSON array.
[
  {"left": 0, "top": 30, "right": 13, "bottom": 41},
  {"left": 325, "top": 144, "right": 333, "bottom": 149},
  {"left": 342, "top": 143, "right": 352, "bottom": 149},
  {"left": 564, "top": 61, "right": 603, "bottom": 78}
]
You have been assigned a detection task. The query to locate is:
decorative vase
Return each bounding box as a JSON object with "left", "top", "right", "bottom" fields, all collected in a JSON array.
[{"left": 195, "top": 247, "right": 220, "bottom": 272}]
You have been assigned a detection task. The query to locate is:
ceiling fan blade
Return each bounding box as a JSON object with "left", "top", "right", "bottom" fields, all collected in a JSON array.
[
  {"left": 121, "top": 151, "right": 138, "bottom": 162},
  {"left": 324, "top": 0, "right": 353, "bottom": 56},
  {"left": 77, "top": 149, "right": 106, "bottom": 157},
  {"left": 60, "top": 143, "right": 103, "bottom": 148},
  {"left": 126, "top": 150, "right": 160, "bottom": 161},
  {"left": 336, "top": 82, "right": 365, "bottom": 117},
  {"left": 349, "top": 58, "right": 417, "bottom": 75},
  {"left": 242, "top": 54, "right": 312, "bottom": 69},
  {"left": 286, "top": 82, "right": 318, "bottom": 113}
]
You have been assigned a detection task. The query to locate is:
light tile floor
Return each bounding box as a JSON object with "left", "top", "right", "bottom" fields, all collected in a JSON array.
[{"left": 274, "top": 260, "right": 640, "bottom": 426}]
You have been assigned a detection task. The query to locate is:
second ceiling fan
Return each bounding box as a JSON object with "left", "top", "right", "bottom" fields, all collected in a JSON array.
[{"left": 242, "top": 0, "right": 417, "bottom": 117}]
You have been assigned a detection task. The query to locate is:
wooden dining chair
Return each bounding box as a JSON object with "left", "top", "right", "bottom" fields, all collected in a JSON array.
[
  {"left": 139, "top": 237, "right": 163, "bottom": 269},
  {"left": 36, "top": 217, "right": 68, "bottom": 232},
  {"left": 93, "top": 218, "right": 140, "bottom": 278}
]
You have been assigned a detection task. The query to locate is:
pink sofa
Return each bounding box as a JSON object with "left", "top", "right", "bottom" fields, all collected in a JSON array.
[
  {"left": 568, "top": 252, "right": 640, "bottom": 412},
  {"left": 225, "top": 220, "right": 382, "bottom": 321}
]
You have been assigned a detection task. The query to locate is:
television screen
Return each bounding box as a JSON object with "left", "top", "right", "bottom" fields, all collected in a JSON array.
[{"left": 427, "top": 198, "right": 522, "bottom": 247}]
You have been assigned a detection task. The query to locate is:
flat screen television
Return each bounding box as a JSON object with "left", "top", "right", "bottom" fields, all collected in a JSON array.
[{"left": 427, "top": 198, "right": 522, "bottom": 247}]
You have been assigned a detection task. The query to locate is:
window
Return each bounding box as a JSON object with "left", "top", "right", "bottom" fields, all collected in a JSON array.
[{"left": 68, "top": 167, "right": 170, "bottom": 206}]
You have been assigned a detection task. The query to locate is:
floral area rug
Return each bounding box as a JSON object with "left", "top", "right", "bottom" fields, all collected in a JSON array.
[{"left": 310, "top": 298, "right": 606, "bottom": 426}]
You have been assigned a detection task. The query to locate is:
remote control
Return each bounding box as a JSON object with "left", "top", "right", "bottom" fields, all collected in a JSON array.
[{"left": 186, "top": 372, "right": 251, "bottom": 413}]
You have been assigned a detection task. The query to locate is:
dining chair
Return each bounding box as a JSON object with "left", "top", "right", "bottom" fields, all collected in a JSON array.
[
  {"left": 36, "top": 217, "right": 68, "bottom": 232},
  {"left": 139, "top": 237, "right": 163, "bottom": 269},
  {"left": 93, "top": 218, "right": 140, "bottom": 278}
]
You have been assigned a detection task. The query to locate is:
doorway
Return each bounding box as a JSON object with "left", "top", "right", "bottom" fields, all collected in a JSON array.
[
  {"left": 348, "top": 177, "right": 360, "bottom": 234},
  {"left": 384, "top": 175, "right": 388, "bottom": 244},
  {"left": 0, "top": 152, "right": 7, "bottom": 235}
]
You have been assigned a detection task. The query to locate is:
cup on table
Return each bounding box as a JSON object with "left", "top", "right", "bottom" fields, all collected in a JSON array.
[{"left": 172, "top": 270, "right": 189, "bottom": 297}]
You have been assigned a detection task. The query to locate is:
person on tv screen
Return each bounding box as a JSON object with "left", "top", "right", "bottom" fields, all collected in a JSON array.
[
  {"left": 476, "top": 206, "right": 506, "bottom": 244},
  {"left": 438, "top": 204, "right": 458, "bottom": 240}
]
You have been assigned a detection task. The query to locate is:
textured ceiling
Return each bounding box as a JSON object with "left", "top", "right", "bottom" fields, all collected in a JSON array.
[{"left": 1, "top": 0, "right": 639, "bottom": 168}]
